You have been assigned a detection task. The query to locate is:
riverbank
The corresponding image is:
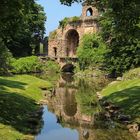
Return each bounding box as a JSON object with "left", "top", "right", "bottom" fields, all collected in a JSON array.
[
  {"left": 0, "top": 75, "right": 52, "bottom": 140},
  {"left": 101, "top": 77, "right": 140, "bottom": 123},
  {"left": 100, "top": 71, "right": 140, "bottom": 139}
]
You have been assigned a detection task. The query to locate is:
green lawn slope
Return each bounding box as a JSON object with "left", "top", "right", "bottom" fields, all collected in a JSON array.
[
  {"left": 101, "top": 78, "right": 140, "bottom": 123},
  {"left": 0, "top": 75, "right": 52, "bottom": 140}
]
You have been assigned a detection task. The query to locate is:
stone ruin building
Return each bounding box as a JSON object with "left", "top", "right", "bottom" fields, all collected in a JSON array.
[{"left": 48, "top": 2, "right": 99, "bottom": 59}]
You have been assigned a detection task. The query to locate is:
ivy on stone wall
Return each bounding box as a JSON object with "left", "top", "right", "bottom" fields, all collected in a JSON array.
[{"left": 59, "top": 16, "right": 80, "bottom": 29}]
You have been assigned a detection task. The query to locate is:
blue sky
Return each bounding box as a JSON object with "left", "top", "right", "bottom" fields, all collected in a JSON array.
[{"left": 37, "top": 0, "right": 82, "bottom": 36}]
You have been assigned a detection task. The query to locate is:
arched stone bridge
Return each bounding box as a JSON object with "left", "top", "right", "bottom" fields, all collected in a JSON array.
[
  {"left": 39, "top": 56, "right": 78, "bottom": 72},
  {"left": 56, "top": 57, "right": 78, "bottom": 72}
]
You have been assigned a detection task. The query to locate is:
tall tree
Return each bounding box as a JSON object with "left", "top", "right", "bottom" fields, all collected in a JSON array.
[
  {"left": 0, "top": 0, "right": 46, "bottom": 57},
  {"left": 0, "top": 0, "right": 46, "bottom": 74}
]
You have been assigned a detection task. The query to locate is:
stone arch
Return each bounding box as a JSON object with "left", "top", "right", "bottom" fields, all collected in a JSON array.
[
  {"left": 86, "top": 8, "right": 93, "bottom": 16},
  {"left": 65, "top": 29, "right": 79, "bottom": 57},
  {"left": 63, "top": 89, "right": 77, "bottom": 117},
  {"left": 61, "top": 63, "right": 75, "bottom": 73}
]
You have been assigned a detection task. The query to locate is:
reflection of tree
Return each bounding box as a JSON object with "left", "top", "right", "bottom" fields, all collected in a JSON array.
[
  {"left": 75, "top": 78, "right": 103, "bottom": 115},
  {"left": 46, "top": 74, "right": 135, "bottom": 140}
]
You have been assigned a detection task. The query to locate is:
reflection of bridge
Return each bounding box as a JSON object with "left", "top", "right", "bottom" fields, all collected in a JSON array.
[
  {"left": 46, "top": 81, "right": 95, "bottom": 140},
  {"left": 39, "top": 55, "right": 78, "bottom": 72}
]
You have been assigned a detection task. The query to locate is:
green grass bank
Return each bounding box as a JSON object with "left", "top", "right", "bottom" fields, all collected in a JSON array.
[
  {"left": 101, "top": 68, "right": 140, "bottom": 123},
  {"left": 0, "top": 75, "right": 52, "bottom": 140}
]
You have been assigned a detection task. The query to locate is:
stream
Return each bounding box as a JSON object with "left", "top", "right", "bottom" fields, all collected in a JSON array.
[{"left": 35, "top": 73, "right": 135, "bottom": 140}]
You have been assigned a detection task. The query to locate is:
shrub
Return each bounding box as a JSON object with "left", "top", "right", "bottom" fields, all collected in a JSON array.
[
  {"left": 49, "top": 31, "right": 57, "bottom": 40},
  {"left": 77, "top": 33, "right": 107, "bottom": 70},
  {"left": 71, "top": 16, "right": 80, "bottom": 22},
  {"left": 11, "top": 56, "right": 43, "bottom": 74},
  {"left": 123, "top": 67, "right": 140, "bottom": 80},
  {"left": 59, "top": 17, "right": 69, "bottom": 29},
  {"left": 45, "top": 60, "right": 60, "bottom": 73}
]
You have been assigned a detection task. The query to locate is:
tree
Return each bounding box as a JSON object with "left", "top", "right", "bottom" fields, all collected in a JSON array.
[
  {"left": 0, "top": 39, "right": 12, "bottom": 75},
  {"left": 0, "top": 0, "right": 46, "bottom": 74},
  {"left": 77, "top": 34, "right": 107, "bottom": 70},
  {"left": 0, "top": 0, "right": 46, "bottom": 57},
  {"left": 98, "top": 0, "right": 140, "bottom": 74}
]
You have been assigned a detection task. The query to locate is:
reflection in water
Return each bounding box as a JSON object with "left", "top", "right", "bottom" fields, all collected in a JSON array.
[
  {"left": 63, "top": 88, "right": 77, "bottom": 116},
  {"left": 35, "top": 106, "right": 79, "bottom": 140},
  {"left": 35, "top": 73, "right": 136, "bottom": 140}
]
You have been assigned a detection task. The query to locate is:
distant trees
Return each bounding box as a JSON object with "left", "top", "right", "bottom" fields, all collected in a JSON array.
[
  {"left": 0, "top": 0, "right": 46, "bottom": 74},
  {"left": 0, "top": 1, "right": 46, "bottom": 57},
  {"left": 60, "top": 0, "right": 140, "bottom": 74}
]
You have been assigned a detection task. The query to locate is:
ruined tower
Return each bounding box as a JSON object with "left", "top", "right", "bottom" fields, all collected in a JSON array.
[{"left": 48, "top": 2, "right": 99, "bottom": 59}]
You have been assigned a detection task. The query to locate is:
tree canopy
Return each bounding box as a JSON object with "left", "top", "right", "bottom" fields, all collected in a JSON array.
[
  {"left": 0, "top": 0, "right": 46, "bottom": 57},
  {"left": 77, "top": 34, "right": 107, "bottom": 70},
  {"left": 0, "top": 0, "right": 46, "bottom": 74}
]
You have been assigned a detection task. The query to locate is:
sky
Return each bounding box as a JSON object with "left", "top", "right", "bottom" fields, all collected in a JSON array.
[{"left": 37, "top": 0, "right": 82, "bottom": 36}]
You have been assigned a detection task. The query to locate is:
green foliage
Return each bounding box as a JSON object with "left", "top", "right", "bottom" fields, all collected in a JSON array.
[
  {"left": 59, "top": 17, "right": 69, "bottom": 29},
  {"left": 60, "top": 0, "right": 85, "bottom": 6},
  {"left": 11, "top": 56, "right": 43, "bottom": 74},
  {"left": 0, "top": 39, "right": 13, "bottom": 75},
  {"left": 45, "top": 60, "right": 60, "bottom": 73},
  {"left": 0, "top": 75, "right": 52, "bottom": 139},
  {"left": 123, "top": 67, "right": 140, "bottom": 80},
  {"left": 101, "top": 78, "right": 140, "bottom": 123},
  {"left": 75, "top": 77, "right": 108, "bottom": 115},
  {"left": 59, "top": 16, "right": 80, "bottom": 29},
  {"left": 49, "top": 31, "right": 57, "bottom": 40},
  {"left": 98, "top": 0, "right": 140, "bottom": 74},
  {"left": 0, "top": 1, "right": 46, "bottom": 57},
  {"left": 77, "top": 33, "right": 107, "bottom": 70},
  {"left": 71, "top": 16, "right": 80, "bottom": 22}
]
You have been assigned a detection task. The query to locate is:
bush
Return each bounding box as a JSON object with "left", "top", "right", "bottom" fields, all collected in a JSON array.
[
  {"left": 59, "top": 16, "right": 80, "bottom": 29},
  {"left": 11, "top": 56, "right": 43, "bottom": 74},
  {"left": 49, "top": 31, "right": 57, "bottom": 40},
  {"left": 45, "top": 60, "right": 60, "bottom": 73},
  {"left": 77, "top": 33, "right": 107, "bottom": 70},
  {"left": 71, "top": 16, "right": 80, "bottom": 22},
  {"left": 123, "top": 67, "right": 140, "bottom": 80},
  {"left": 59, "top": 17, "right": 69, "bottom": 29}
]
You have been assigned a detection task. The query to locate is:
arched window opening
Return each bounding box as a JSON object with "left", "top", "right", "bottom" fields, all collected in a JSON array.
[
  {"left": 86, "top": 8, "right": 93, "bottom": 16},
  {"left": 54, "top": 47, "right": 57, "bottom": 57}
]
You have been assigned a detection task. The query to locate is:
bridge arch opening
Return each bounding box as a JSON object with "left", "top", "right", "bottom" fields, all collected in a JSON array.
[
  {"left": 61, "top": 63, "right": 75, "bottom": 73},
  {"left": 63, "top": 90, "right": 77, "bottom": 117},
  {"left": 65, "top": 29, "right": 79, "bottom": 57}
]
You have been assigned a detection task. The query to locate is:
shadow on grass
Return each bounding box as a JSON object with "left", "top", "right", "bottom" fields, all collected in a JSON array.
[
  {"left": 0, "top": 77, "right": 26, "bottom": 89},
  {"left": 104, "top": 86, "right": 140, "bottom": 118},
  {"left": 0, "top": 78, "right": 39, "bottom": 134}
]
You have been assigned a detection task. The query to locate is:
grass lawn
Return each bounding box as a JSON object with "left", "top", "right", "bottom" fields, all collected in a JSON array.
[
  {"left": 101, "top": 78, "right": 140, "bottom": 123},
  {"left": 0, "top": 75, "right": 52, "bottom": 140}
]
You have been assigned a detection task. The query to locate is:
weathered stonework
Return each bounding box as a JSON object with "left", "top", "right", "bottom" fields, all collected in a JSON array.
[{"left": 48, "top": 2, "right": 99, "bottom": 58}]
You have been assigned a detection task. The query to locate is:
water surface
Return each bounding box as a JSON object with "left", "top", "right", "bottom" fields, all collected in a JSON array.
[{"left": 35, "top": 73, "right": 135, "bottom": 140}]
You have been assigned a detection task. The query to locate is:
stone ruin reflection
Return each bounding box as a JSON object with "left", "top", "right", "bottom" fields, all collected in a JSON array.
[
  {"left": 46, "top": 74, "right": 95, "bottom": 140},
  {"left": 42, "top": 73, "right": 136, "bottom": 140}
]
